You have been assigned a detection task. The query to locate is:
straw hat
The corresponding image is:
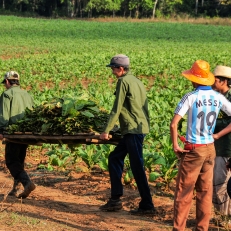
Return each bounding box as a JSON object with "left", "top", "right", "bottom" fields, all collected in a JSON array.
[
  {"left": 182, "top": 60, "right": 215, "bottom": 86},
  {"left": 213, "top": 65, "right": 231, "bottom": 79}
]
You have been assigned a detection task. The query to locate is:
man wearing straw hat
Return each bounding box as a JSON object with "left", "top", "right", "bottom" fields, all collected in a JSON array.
[
  {"left": 212, "top": 65, "right": 231, "bottom": 219},
  {"left": 170, "top": 60, "right": 231, "bottom": 230}
]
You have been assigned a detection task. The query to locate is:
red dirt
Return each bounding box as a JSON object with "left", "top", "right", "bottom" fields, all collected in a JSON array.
[{"left": 0, "top": 143, "right": 225, "bottom": 231}]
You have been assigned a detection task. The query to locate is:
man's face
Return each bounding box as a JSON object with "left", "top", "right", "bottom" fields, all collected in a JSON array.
[
  {"left": 111, "top": 66, "right": 124, "bottom": 78},
  {"left": 192, "top": 82, "right": 198, "bottom": 88},
  {"left": 212, "top": 77, "right": 224, "bottom": 92},
  {"left": 3, "top": 79, "right": 11, "bottom": 89}
]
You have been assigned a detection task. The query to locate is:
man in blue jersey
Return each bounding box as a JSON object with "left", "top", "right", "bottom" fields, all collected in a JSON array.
[{"left": 170, "top": 60, "right": 231, "bottom": 231}]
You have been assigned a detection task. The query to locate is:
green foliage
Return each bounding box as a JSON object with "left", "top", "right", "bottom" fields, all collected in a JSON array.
[
  {"left": 149, "top": 172, "right": 161, "bottom": 182},
  {"left": 124, "top": 169, "right": 134, "bottom": 184},
  {"left": 2, "top": 0, "right": 231, "bottom": 18},
  {"left": 39, "top": 145, "right": 76, "bottom": 171},
  {"left": 1, "top": 16, "right": 231, "bottom": 184},
  {"left": 97, "top": 144, "right": 115, "bottom": 171},
  {"left": 75, "top": 145, "right": 101, "bottom": 169},
  {"left": 6, "top": 95, "right": 110, "bottom": 135}
]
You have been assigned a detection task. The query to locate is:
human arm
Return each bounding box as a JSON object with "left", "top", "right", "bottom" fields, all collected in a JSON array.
[
  {"left": 0, "top": 93, "right": 11, "bottom": 140},
  {"left": 213, "top": 123, "right": 231, "bottom": 140},
  {"left": 213, "top": 96, "right": 231, "bottom": 140},
  {"left": 100, "top": 80, "right": 126, "bottom": 140},
  {"left": 170, "top": 114, "right": 189, "bottom": 158}
]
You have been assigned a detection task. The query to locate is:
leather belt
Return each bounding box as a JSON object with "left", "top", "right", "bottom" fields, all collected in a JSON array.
[
  {"left": 184, "top": 142, "right": 207, "bottom": 150},
  {"left": 178, "top": 135, "right": 212, "bottom": 150}
]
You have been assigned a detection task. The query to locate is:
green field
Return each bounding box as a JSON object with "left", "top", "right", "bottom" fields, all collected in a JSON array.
[{"left": 1, "top": 15, "right": 231, "bottom": 184}]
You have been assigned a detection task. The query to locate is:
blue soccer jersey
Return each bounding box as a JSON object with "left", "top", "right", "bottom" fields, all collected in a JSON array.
[{"left": 175, "top": 86, "right": 231, "bottom": 144}]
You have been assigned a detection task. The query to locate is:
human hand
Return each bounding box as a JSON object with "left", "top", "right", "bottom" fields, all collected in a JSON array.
[
  {"left": 100, "top": 132, "right": 110, "bottom": 140},
  {"left": 173, "top": 145, "right": 189, "bottom": 159},
  {"left": 213, "top": 133, "right": 220, "bottom": 140}
]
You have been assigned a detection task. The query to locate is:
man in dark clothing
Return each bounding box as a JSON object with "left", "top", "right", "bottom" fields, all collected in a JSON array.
[
  {"left": 99, "top": 54, "right": 155, "bottom": 215},
  {"left": 0, "top": 71, "right": 35, "bottom": 198},
  {"left": 212, "top": 65, "right": 231, "bottom": 217}
]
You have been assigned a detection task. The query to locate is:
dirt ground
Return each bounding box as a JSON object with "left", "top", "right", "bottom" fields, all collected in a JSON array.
[{"left": 0, "top": 143, "right": 227, "bottom": 231}]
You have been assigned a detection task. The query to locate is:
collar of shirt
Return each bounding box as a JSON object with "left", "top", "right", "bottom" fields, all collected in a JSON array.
[{"left": 196, "top": 86, "right": 212, "bottom": 91}]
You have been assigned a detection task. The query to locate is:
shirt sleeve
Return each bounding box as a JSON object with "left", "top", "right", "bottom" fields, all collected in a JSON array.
[
  {"left": 0, "top": 93, "right": 11, "bottom": 132},
  {"left": 220, "top": 94, "right": 231, "bottom": 116},
  {"left": 174, "top": 93, "right": 191, "bottom": 117},
  {"left": 104, "top": 79, "right": 127, "bottom": 133}
]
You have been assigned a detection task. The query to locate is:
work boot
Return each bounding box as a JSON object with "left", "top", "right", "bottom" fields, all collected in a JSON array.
[
  {"left": 130, "top": 207, "right": 157, "bottom": 216},
  {"left": 17, "top": 171, "right": 36, "bottom": 199},
  {"left": 8, "top": 179, "right": 21, "bottom": 196},
  {"left": 99, "top": 198, "right": 122, "bottom": 211}
]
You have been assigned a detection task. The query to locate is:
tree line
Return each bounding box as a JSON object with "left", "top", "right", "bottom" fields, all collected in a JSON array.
[{"left": 1, "top": 0, "right": 231, "bottom": 18}]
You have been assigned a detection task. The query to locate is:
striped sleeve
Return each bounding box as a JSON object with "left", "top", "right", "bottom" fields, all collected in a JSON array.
[{"left": 174, "top": 90, "right": 197, "bottom": 116}]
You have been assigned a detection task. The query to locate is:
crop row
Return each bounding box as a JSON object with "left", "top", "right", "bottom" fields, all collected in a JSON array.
[{"left": 1, "top": 16, "right": 231, "bottom": 186}]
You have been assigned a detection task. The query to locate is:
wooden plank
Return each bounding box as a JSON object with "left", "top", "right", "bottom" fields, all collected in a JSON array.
[
  {"left": 3, "top": 134, "right": 113, "bottom": 140},
  {"left": 4, "top": 138, "right": 119, "bottom": 145}
]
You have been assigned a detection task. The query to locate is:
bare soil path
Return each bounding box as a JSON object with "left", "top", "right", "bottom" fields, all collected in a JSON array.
[{"left": 0, "top": 144, "right": 225, "bottom": 231}]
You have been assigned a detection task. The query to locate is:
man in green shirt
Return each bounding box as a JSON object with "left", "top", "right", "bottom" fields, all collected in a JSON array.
[
  {"left": 99, "top": 54, "right": 155, "bottom": 215},
  {"left": 212, "top": 65, "right": 231, "bottom": 219},
  {"left": 0, "top": 71, "right": 36, "bottom": 198}
]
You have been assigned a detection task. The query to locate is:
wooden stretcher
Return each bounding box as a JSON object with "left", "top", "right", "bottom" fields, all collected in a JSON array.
[{"left": 3, "top": 132, "right": 121, "bottom": 146}]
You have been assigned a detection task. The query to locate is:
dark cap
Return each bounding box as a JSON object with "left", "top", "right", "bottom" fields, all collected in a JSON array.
[
  {"left": 2, "top": 71, "right": 20, "bottom": 84},
  {"left": 106, "top": 54, "right": 129, "bottom": 68}
]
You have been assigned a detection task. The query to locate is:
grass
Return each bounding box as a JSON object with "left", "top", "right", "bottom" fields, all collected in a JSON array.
[{"left": 0, "top": 210, "right": 74, "bottom": 230}]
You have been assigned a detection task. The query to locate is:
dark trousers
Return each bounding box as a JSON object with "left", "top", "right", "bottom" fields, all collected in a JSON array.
[
  {"left": 5, "top": 142, "right": 28, "bottom": 179},
  {"left": 108, "top": 133, "right": 154, "bottom": 210}
]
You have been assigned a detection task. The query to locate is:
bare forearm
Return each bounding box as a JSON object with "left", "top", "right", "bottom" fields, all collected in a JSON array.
[
  {"left": 214, "top": 123, "right": 231, "bottom": 139},
  {"left": 170, "top": 123, "right": 179, "bottom": 149}
]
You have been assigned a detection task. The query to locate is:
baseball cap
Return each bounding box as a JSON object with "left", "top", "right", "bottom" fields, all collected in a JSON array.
[
  {"left": 106, "top": 54, "right": 129, "bottom": 68},
  {"left": 2, "top": 71, "right": 20, "bottom": 84}
]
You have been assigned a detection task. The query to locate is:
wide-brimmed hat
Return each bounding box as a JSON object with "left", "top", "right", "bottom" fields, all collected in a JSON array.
[
  {"left": 2, "top": 71, "right": 20, "bottom": 83},
  {"left": 182, "top": 60, "right": 215, "bottom": 86},
  {"left": 106, "top": 54, "right": 129, "bottom": 68},
  {"left": 213, "top": 65, "right": 231, "bottom": 79}
]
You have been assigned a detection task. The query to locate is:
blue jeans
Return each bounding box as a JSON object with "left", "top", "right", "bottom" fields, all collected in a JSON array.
[{"left": 108, "top": 133, "right": 154, "bottom": 210}]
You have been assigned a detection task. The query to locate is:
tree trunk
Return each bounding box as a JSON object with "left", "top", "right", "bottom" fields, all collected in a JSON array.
[
  {"left": 195, "top": 0, "right": 198, "bottom": 14},
  {"left": 88, "top": 8, "right": 92, "bottom": 18},
  {"left": 123, "top": 9, "right": 126, "bottom": 17},
  {"left": 80, "top": 4, "right": 82, "bottom": 18},
  {"left": 52, "top": 0, "right": 58, "bottom": 17},
  {"left": 72, "top": 0, "right": 76, "bottom": 17},
  {"left": 3, "top": 0, "right": 5, "bottom": 9},
  {"left": 135, "top": 6, "right": 139, "bottom": 18},
  {"left": 152, "top": 0, "right": 158, "bottom": 19},
  {"left": 202, "top": 0, "right": 204, "bottom": 6},
  {"left": 32, "top": 0, "right": 35, "bottom": 11},
  {"left": 66, "top": 0, "right": 68, "bottom": 17}
]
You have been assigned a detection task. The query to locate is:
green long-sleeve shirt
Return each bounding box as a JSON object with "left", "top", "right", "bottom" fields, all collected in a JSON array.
[
  {"left": 104, "top": 71, "right": 150, "bottom": 135},
  {"left": 0, "top": 85, "right": 34, "bottom": 132},
  {"left": 214, "top": 88, "right": 231, "bottom": 157}
]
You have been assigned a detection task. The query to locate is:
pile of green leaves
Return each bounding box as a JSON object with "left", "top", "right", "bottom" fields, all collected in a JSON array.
[{"left": 6, "top": 95, "right": 109, "bottom": 135}]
